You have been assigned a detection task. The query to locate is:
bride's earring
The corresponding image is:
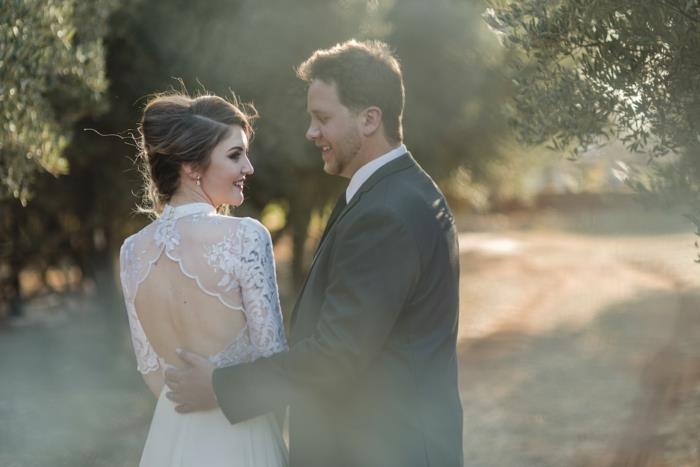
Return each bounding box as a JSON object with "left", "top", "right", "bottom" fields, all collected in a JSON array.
[{"left": 196, "top": 175, "right": 201, "bottom": 187}]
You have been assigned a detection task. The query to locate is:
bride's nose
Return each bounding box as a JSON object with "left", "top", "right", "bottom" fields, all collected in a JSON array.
[{"left": 242, "top": 156, "right": 254, "bottom": 175}]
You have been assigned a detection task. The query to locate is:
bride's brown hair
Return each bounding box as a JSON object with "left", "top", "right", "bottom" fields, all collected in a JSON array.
[{"left": 137, "top": 91, "right": 257, "bottom": 215}]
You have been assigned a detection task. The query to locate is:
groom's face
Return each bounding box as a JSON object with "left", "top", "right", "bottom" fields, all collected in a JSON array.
[{"left": 305, "top": 79, "right": 362, "bottom": 178}]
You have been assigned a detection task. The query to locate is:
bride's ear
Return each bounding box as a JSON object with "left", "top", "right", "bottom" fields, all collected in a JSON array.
[{"left": 181, "top": 163, "right": 199, "bottom": 182}]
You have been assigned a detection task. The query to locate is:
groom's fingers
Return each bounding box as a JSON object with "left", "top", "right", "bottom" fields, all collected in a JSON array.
[
  {"left": 164, "top": 366, "right": 183, "bottom": 387},
  {"left": 165, "top": 391, "right": 182, "bottom": 404},
  {"left": 174, "top": 403, "right": 192, "bottom": 414},
  {"left": 176, "top": 348, "right": 209, "bottom": 367}
]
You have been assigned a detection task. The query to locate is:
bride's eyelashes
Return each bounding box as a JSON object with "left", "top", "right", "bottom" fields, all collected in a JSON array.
[{"left": 227, "top": 148, "right": 248, "bottom": 161}]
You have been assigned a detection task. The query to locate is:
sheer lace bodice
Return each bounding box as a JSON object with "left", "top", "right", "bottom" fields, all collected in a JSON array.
[{"left": 119, "top": 203, "right": 287, "bottom": 374}]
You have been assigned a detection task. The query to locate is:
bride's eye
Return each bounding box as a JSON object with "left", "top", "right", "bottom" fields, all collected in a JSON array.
[{"left": 228, "top": 151, "right": 241, "bottom": 161}]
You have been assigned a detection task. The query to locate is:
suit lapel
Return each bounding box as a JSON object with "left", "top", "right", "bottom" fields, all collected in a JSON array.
[
  {"left": 313, "top": 153, "right": 414, "bottom": 262},
  {"left": 290, "top": 153, "right": 415, "bottom": 327}
]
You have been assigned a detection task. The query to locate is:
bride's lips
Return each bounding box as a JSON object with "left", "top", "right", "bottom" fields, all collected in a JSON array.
[{"left": 233, "top": 178, "right": 245, "bottom": 191}]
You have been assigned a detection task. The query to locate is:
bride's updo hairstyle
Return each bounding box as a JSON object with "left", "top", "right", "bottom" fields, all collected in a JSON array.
[{"left": 137, "top": 91, "right": 257, "bottom": 214}]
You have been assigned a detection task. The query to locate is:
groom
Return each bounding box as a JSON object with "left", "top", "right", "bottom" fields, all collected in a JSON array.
[{"left": 166, "top": 40, "right": 463, "bottom": 467}]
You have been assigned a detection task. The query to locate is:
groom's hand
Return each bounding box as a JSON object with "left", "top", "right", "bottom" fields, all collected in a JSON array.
[{"left": 164, "top": 348, "right": 218, "bottom": 413}]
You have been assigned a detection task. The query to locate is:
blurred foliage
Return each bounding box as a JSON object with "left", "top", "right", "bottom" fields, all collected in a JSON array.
[
  {"left": 0, "top": 0, "right": 119, "bottom": 203},
  {"left": 484, "top": 0, "right": 700, "bottom": 222},
  {"left": 1, "top": 0, "right": 121, "bottom": 315},
  {"left": 1, "top": 0, "right": 512, "bottom": 315},
  {"left": 390, "top": 0, "right": 509, "bottom": 182}
]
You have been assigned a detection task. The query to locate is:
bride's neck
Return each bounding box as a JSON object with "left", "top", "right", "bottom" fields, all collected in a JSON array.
[{"left": 169, "top": 186, "right": 214, "bottom": 208}]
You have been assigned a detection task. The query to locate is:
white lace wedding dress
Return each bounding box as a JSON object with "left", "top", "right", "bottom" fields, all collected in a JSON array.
[{"left": 119, "top": 202, "right": 288, "bottom": 467}]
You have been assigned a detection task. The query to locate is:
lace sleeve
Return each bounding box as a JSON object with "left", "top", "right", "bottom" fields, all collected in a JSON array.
[
  {"left": 235, "top": 219, "right": 288, "bottom": 360},
  {"left": 119, "top": 237, "right": 161, "bottom": 374}
]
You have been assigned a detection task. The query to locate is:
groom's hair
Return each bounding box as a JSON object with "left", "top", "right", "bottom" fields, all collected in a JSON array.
[{"left": 297, "top": 39, "right": 405, "bottom": 144}]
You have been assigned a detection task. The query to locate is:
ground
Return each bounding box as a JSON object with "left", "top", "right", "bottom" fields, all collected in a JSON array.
[
  {"left": 1, "top": 197, "right": 699, "bottom": 466},
  {"left": 457, "top": 199, "right": 700, "bottom": 466}
]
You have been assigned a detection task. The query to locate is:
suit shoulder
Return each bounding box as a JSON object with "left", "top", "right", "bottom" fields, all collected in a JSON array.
[
  {"left": 373, "top": 165, "right": 448, "bottom": 211},
  {"left": 368, "top": 165, "right": 455, "bottom": 239}
]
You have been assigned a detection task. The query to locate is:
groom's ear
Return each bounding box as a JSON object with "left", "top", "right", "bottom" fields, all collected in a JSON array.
[{"left": 360, "top": 106, "right": 383, "bottom": 136}]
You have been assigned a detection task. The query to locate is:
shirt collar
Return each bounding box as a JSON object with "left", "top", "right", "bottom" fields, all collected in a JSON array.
[{"left": 346, "top": 144, "right": 407, "bottom": 203}]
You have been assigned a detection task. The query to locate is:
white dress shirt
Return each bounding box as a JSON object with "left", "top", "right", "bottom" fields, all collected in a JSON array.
[{"left": 345, "top": 144, "right": 407, "bottom": 203}]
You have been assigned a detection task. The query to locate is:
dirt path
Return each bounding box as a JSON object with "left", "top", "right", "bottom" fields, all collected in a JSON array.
[{"left": 457, "top": 228, "right": 700, "bottom": 466}]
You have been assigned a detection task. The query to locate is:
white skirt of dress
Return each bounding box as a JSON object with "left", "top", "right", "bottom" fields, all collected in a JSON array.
[{"left": 139, "top": 387, "right": 288, "bottom": 467}]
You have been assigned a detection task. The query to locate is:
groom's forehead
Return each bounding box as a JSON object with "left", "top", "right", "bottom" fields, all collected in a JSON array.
[{"left": 307, "top": 80, "right": 343, "bottom": 109}]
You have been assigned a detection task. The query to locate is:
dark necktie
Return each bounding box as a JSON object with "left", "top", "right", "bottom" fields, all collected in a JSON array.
[{"left": 317, "top": 194, "right": 347, "bottom": 249}]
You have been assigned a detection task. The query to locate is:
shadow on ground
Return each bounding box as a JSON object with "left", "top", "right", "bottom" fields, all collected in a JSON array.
[{"left": 458, "top": 290, "right": 700, "bottom": 467}]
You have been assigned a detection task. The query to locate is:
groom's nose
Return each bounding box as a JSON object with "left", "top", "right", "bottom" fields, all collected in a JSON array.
[{"left": 306, "top": 124, "right": 320, "bottom": 141}]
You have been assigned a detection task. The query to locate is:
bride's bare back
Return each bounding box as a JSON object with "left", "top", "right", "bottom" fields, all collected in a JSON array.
[
  {"left": 135, "top": 256, "right": 247, "bottom": 367},
  {"left": 119, "top": 203, "right": 287, "bottom": 394}
]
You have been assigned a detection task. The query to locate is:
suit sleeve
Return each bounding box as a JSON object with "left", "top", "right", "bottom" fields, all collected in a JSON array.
[{"left": 212, "top": 206, "right": 421, "bottom": 424}]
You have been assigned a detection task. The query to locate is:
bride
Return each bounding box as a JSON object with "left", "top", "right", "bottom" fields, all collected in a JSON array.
[{"left": 119, "top": 92, "right": 288, "bottom": 466}]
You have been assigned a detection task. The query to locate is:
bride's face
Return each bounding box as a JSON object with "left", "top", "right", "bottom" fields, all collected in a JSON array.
[{"left": 201, "top": 125, "right": 253, "bottom": 207}]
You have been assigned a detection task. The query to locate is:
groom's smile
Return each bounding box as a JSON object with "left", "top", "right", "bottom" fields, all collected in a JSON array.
[{"left": 306, "top": 79, "right": 363, "bottom": 179}]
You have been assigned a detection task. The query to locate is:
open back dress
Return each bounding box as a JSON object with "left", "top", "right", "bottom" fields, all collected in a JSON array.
[{"left": 119, "top": 202, "right": 288, "bottom": 467}]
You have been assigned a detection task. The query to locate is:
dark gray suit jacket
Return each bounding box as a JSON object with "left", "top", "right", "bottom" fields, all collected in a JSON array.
[{"left": 213, "top": 153, "right": 463, "bottom": 466}]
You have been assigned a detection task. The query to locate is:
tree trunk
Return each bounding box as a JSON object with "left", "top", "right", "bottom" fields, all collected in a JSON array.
[
  {"left": 7, "top": 203, "right": 24, "bottom": 317},
  {"left": 79, "top": 226, "right": 119, "bottom": 306}
]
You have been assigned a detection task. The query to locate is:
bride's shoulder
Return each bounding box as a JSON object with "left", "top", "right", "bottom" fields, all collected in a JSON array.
[
  {"left": 206, "top": 212, "right": 265, "bottom": 230},
  {"left": 242, "top": 216, "right": 273, "bottom": 237},
  {"left": 238, "top": 216, "right": 269, "bottom": 233},
  {"left": 119, "top": 221, "right": 156, "bottom": 251},
  {"left": 216, "top": 215, "right": 271, "bottom": 243}
]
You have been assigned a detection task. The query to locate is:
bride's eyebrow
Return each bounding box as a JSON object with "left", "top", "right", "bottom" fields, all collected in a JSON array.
[{"left": 227, "top": 145, "right": 246, "bottom": 152}]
